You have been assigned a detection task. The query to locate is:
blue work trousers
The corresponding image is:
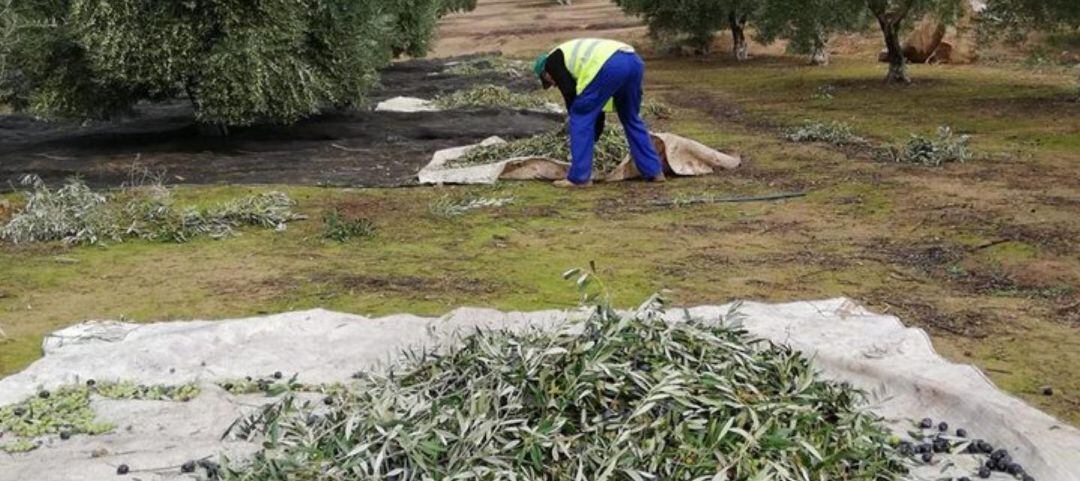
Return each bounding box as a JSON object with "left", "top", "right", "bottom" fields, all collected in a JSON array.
[{"left": 567, "top": 51, "right": 663, "bottom": 184}]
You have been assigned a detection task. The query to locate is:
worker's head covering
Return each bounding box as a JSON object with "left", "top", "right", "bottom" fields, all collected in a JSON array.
[{"left": 533, "top": 52, "right": 551, "bottom": 88}]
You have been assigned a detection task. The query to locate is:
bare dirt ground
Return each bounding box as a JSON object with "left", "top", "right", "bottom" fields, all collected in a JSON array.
[
  {"left": 432, "top": 0, "right": 648, "bottom": 57},
  {"left": 0, "top": 57, "right": 557, "bottom": 191}
]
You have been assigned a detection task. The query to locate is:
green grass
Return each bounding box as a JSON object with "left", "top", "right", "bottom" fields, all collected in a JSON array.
[
  {"left": 649, "top": 57, "right": 1080, "bottom": 154},
  {"left": 2, "top": 53, "right": 1078, "bottom": 425}
]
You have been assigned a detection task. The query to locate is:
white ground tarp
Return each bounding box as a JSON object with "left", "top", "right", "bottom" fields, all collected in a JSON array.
[
  {"left": 375, "top": 96, "right": 441, "bottom": 113},
  {"left": 418, "top": 133, "right": 742, "bottom": 185},
  {"left": 1, "top": 299, "right": 1077, "bottom": 481},
  {"left": 372, "top": 95, "right": 740, "bottom": 185}
]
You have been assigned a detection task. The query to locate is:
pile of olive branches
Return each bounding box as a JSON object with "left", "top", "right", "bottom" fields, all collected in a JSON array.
[
  {"left": 449, "top": 126, "right": 629, "bottom": 174},
  {"left": 784, "top": 120, "right": 867, "bottom": 146},
  {"left": 223, "top": 282, "right": 906, "bottom": 481},
  {"left": 433, "top": 84, "right": 553, "bottom": 111},
  {"left": 442, "top": 55, "right": 530, "bottom": 78},
  {"left": 876, "top": 126, "right": 973, "bottom": 167},
  {"left": 0, "top": 175, "right": 297, "bottom": 245}
]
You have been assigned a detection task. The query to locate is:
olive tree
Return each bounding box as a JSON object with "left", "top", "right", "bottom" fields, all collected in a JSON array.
[
  {"left": 728, "top": 2, "right": 757, "bottom": 61},
  {"left": 0, "top": 0, "right": 13, "bottom": 96},
  {"left": 613, "top": 0, "right": 725, "bottom": 54},
  {"left": 0, "top": 0, "right": 474, "bottom": 128},
  {"left": 865, "top": 0, "right": 964, "bottom": 84},
  {"left": 394, "top": 0, "right": 478, "bottom": 57},
  {"left": 755, "top": 0, "right": 870, "bottom": 65},
  {"left": 613, "top": 0, "right": 760, "bottom": 60},
  {"left": 982, "top": 0, "right": 1080, "bottom": 30}
]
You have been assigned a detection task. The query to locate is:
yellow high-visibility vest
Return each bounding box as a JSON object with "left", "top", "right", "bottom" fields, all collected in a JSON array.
[{"left": 551, "top": 38, "right": 634, "bottom": 112}]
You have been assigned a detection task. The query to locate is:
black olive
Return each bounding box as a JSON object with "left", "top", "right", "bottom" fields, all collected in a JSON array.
[
  {"left": 273, "top": 371, "right": 283, "bottom": 379},
  {"left": 919, "top": 443, "right": 933, "bottom": 454},
  {"left": 181, "top": 461, "right": 196, "bottom": 473},
  {"left": 198, "top": 460, "right": 221, "bottom": 478},
  {"left": 959, "top": 478, "right": 971, "bottom": 481},
  {"left": 921, "top": 452, "right": 933, "bottom": 463},
  {"left": 898, "top": 441, "right": 913, "bottom": 456},
  {"left": 981, "top": 441, "right": 994, "bottom": 454},
  {"left": 938, "top": 421, "right": 948, "bottom": 432},
  {"left": 86, "top": 379, "right": 96, "bottom": 387},
  {"left": 323, "top": 396, "right": 334, "bottom": 406},
  {"left": 956, "top": 428, "right": 967, "bottom": 438},
  {"left": 991, "top": 449, "right": 1008, "bottom": 461},
  {"left": 933, "top": 438, "right": 950, "bottom": 453},
  {"left": 60, "top": 431, "right": 71, "bottom": 440},
  {"left": 919, "top": 417, "right": 934, "bottom": 429},
  {"left": 978, "top": 467, "right": 991, "bottom": 479},
  {"left": 1021, "top": 475, "right": 1035, "bottom": 481},
  {"left": 1007, "top": 463, "right": 1024, "bottom": 475},
  {"left": 222, "top": 383, "right": 233, "bottom": 391},
  {"left": 12, "top": 407, "right": 26, "bottom": 416},
  {"left": 117, "top": 464, "right": 130, "bottom": 475},
  {"left": 38, "top": 390, "right": 50, "bottom": 399}
]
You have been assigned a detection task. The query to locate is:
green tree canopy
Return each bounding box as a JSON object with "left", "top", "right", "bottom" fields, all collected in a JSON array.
[
  {"left": 983, "top": 0, "right": 1080, "bottom": 29},
  {"left": 612, "top": 0, "right": 766, "bottom": 57},
  {"left": 613, "top": 0, "right": 864, "bottom": 62},
  {"left": 613, "top": 0, "right": 731, "bottom": 53},
  {"left": 0, "top": 0, "right": 474, "bottom": 127},
  {"left": 755, "top": 0, "right": 870, "bottom": 64}
]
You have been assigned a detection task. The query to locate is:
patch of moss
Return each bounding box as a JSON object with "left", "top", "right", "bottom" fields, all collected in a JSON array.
[{"left": 974, "top": 241, "right": 1041, "bottom": 266}]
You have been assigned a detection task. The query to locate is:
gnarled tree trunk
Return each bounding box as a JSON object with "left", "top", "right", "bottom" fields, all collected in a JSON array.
[
  {"left": 868, "top": 0, "right": 913, "bottom": 84},
  {"left": 879, "top": 17, "right": 910, "bottom": 83},
  {"left": 729, "top": 12, "right": 749, "bottom": 61}
]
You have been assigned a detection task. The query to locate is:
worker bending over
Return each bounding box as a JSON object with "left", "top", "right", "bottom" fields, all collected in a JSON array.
[{"left": 534, "top": 38, "right": 665, "bottom": 187}]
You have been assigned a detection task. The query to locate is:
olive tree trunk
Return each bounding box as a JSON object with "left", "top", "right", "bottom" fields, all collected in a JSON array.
[
  {"left": 809, "top": 31, "right": 830, "bottom": 65},
  {"left": 868, "top": 0, "right": 913, "bottom": 84},
  {"left": 879, "top": 17, "right": 909, "bottom": 83},
  {"left": 729, "top": 12, "right": 749, "bottom": 61}
]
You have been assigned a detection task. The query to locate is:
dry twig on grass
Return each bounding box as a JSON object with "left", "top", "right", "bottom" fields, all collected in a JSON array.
[{"left": 651, "top": 191, "right": 808, "bottom": 207}]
